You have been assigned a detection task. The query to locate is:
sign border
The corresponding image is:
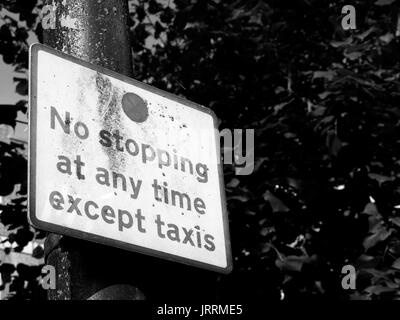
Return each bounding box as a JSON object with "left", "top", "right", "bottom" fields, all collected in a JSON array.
[{"left": 28, "top": 43, "right": 232, "bottom": 274}]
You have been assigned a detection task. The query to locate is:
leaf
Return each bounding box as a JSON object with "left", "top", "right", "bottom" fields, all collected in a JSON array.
[
  {"left": 160, "top": 8, "right": 174, "bottom": 24},
  {"left": 380, "top": 33, "right": 394, "bottom": 44},
  {"left": 274, "top": 86, "right": 285, "bottom": 94},
  {"left": 15, "top": 78, "right": 28, "bottom": 96},
  {"left": 276, "top": 255, "right": 307, "bottom": 272},
  {"left": 263, "top": 190, "right": 289, "bottom": 213},
  {"left": 349, "top": 292, "right": 369, "bottom": 300},
  {"left": 313, "top": 71, "right": 335, "bottom": 81},
  {"left": 32, "top": 246, "right": 44, "bottom": 259},
  {"left": 374, "top": 0, "right": 397, "bottom": 5},
  {"left": 0, "top": 263, "right": 15, "bottom": 284},
  {"left": 356, "top": 27, "right": 375, "bottom": 41},
  {"left": 154, "top": 21, "right": 165, "bottom": 39},
  {"left": 368, "top": 173, "right": 394, "bottom": 185},
  {"left": 390, "top": 217, "right": 400, "bottom": 228},
  {"left": 363, "top": 203, "right": 378, "bottom": 216},
  {"left": 15, "top": 100, "right": 27, "bottom": 113},
  {"left": 330, "top": 37, "right": 352, "bottom": 48},
  {"left": 148, "top": 0, "right": 163, "bottom": 14},
  {"left": 392, "top": 258, "right": 400, "bottom": 270},
  {"left": 364, "top": 268, "right": 393, "bottom": 279},
  {"left": 261, "top": 243, "right": 272, "bottom": 253},
  {"left": 135, "top": 6, "right": 146, "bottom": 22},
  {"left": 318, "top": 91, "right": 332, "bottom": 100},
  {"left": 368, "top": 215, "right": 382, "bottom": 233},
  {"left": 0, "top": 105, "right": 19, "bottom": 128},
  {"left": 227, "top": 178, "right": 240, "bottom": 188},
  {"left": 260, "top": 227, "right": 272, "bottom": 237},
  {"left": 327, "top": 134, "right": 342, "bottom": 157},
  {"left": 227, "top": 195, "right": 249, "bottom": 202},
  {"left": 363, "top": 227, "right": 393, "bottom": 250},
  {"left": 355, "top": 254, "right": 379, "bottom": 268},
  {"left": 307, "top": 100, "right": 326, "bottom": 116},
  {"left": 284, "top": 132, "right": 296, "bottom": 139},
  {"left": 344, "top": 51, "right": 363, "bottom": 61},
  {"left": 273, "top": 100, "right": 291, "bottom": 114},
  {"left": 357, "top": 254, "right": 376, "bottom": 263},
  {"left": 365, "top": 285, "right": 396, "bottom": 295},
  {"left": 245, "top": 210, "right": 257, "bottom": 216}
]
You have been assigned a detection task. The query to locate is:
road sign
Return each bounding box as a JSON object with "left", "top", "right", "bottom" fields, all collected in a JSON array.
[{"left": 28, "top": 44, "right": 232, "bottom": 273}]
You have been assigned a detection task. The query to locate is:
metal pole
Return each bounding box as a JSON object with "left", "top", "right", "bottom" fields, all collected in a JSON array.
[
  {"left": 42, "top": 0, "right": 144, "bottom": 300},
  {"left": 43, "top": 0, "right": 132, "bottom": 77}
]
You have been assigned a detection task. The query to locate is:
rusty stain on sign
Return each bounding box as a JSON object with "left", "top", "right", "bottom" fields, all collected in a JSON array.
[{"left": 93, "top": 73, "right": 126, "bottom": 172}]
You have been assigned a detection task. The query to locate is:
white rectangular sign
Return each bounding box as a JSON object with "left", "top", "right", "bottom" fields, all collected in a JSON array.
[{"left": 28, "top": 44, "right": 232, "bottom": 273}]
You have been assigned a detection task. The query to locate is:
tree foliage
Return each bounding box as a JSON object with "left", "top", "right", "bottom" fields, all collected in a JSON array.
[
  {"left": 1, "top": 0, "right": 400, "bottom": 300},
  {"left": 0, "top": 0, "right": 45, "bottom": 300}
]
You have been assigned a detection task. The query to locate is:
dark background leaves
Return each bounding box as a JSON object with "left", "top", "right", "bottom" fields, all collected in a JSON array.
[{"left": 0, "top": 0, "right": 400, "bottom": 300}]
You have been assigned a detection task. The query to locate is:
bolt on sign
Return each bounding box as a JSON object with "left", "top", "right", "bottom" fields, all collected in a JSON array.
[{"left": 28, "top": 44, "right": 232, "bottom": 273}]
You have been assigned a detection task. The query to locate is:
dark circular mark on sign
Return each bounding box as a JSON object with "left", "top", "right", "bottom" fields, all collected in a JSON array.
[{"left": 122, "top": 92, "right": 148, "bottom": 123}]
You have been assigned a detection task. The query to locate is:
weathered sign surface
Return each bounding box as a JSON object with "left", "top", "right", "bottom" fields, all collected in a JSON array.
[{"left": 28, "top": 44, "right": 232, "bottom": 273}]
